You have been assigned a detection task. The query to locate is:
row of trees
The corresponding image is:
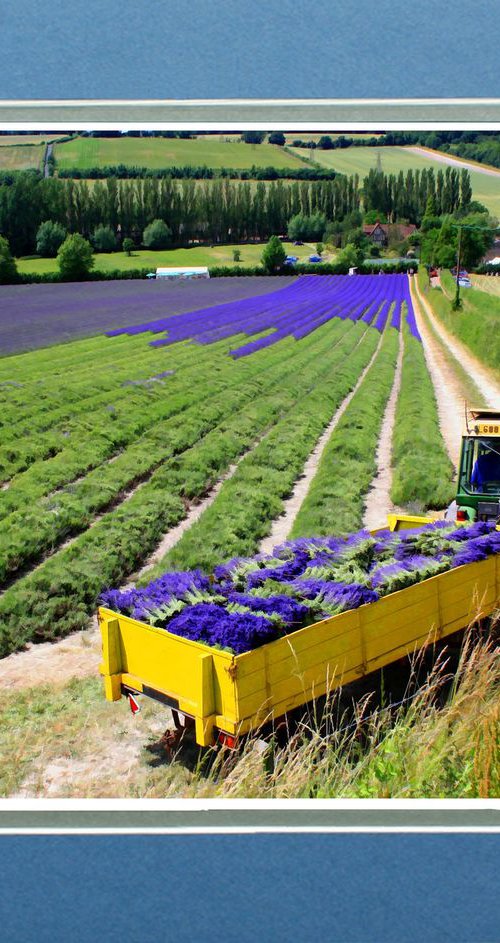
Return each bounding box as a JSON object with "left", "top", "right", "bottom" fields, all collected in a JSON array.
[
  {"left": 55, "top": 164, "right": 338, "bottom": 181},
  {"left": 0, "top": 172, "right": 361, "bottom": 256},
  {"left": 363, "top": 165, "right": 473, "bottom": 224}
]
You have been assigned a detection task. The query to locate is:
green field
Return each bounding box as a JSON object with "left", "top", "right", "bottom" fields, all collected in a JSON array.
[
  {"left": 0, "top": 315, "right": 383, "bottom": 654},
  {"left": 0, "top": 135, "right": 61, "bottom": 146},
  {"left": 293, "top": 145, "right": 500, "bottom": 217},
  {"left": 54, "top": 136, "right": 304, "bottom": 171},
  {"left": 471, "top": 274, "right": 500, "bottom": 297},
  {"left": 0, "top": 144, "right": 45, "bottom": 172},
  {"left": 16, "top": 241, "right": 321, "bottom": 275}
]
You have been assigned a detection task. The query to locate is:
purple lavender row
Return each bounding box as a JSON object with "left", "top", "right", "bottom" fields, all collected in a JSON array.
[{"left": 104, "top": 274, "right": 419, "bottom": 359}]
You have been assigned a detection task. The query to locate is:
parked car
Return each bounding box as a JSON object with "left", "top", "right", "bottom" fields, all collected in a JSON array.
[
  {"left": 309, "top": 255, "right": 322, "bottom": 263},
  {"left": 293, "top": 240, "right": 303, "bottom": 246}
]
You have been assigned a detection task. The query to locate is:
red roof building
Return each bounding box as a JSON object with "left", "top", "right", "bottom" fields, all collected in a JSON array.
[{"left": 363, "top": 222, "right": 417, "bottom": 246}]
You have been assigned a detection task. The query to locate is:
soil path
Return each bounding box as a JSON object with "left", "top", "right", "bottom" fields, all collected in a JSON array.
[
  {"left": 43, "top": 142, "right": 53, "bottom": 178},
  {"left": 363, "top": 329, "right": 404, "bottom": 531},
  {"left": 0, "top": 618, "right": 101, "bottom": 692},
  {"left": 414, "top": 276, "right": 500, "bottom": 407},
  {"left": 260, "top": 328, "right": 383, "bottom": 554},
  {"left": 405, "top": 146, "right": 500, "bottom": 178},
  {"left": 410, "top": 278, "right": 462, "bottom": 468}
]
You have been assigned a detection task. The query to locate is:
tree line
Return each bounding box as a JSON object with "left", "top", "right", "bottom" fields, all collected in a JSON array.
[
  {"left": 0, "top": 165, "right": 476, "bottom": 257},
  {"left": 363, "top": 165, "right": 473, "bottom": 224},
  {"left": 55, "top": 165, "right": 338, "bottom": 181},
  {"left": 290, "top": 130, "right": 500, "bottom": 153},
  {"left": 0, "top": 172, "right": 361, "bottom": 256}
]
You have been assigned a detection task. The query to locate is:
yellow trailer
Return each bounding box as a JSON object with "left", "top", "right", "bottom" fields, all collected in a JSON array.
[{"left": 98, "top": 516, "right": 500, "bottom": 748}]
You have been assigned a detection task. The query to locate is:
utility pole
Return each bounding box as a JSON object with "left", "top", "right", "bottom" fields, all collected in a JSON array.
[
  {"left": 450, "top": 222, "right": 499, "bottom": 312},
  {"left": 452, "top": 224, "right": 463, "bottom": 310}
]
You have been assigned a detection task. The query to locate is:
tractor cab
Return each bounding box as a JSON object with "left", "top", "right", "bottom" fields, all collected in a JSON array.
[{"left": 454, "top": 408, "right": 500, "bottom": 522}]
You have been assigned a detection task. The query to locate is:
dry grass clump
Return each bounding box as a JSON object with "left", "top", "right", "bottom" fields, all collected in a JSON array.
[{"left": 190, "top": 618, "right": 500, "bottom": 799}]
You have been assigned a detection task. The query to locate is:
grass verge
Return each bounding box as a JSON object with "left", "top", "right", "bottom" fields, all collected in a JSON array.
[{"left": 419, "top": 268, "right": 500, "bottom": 375}]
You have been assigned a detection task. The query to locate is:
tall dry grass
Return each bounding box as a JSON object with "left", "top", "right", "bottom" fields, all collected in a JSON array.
[{"left": 186, "top": 618, "right": 500, "bottom": 799}]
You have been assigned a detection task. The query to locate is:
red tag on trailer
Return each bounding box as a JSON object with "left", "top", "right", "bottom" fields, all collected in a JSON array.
[{"left": 128, "top": 693, "right": 141, "bottom": 715}]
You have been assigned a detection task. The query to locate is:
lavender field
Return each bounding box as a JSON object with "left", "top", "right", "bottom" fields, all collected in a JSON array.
[
  {"left": 108, "top": 273, "right": 419, "bottom": 356},
  {"left": 0, "top": 271, "right": 451, "bottom": 659},
  {"left": 0, "top": 276, "right": 294, "bottom": 355}
]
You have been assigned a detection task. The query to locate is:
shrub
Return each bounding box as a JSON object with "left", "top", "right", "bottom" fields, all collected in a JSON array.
[
  {"left": 268, "top": 132, "right": 286, "bottom": 146},
  {"left": 0, "top": 236, "right": 18, "bottom": 284},
  {"left": 35, "top": 220, "right": 67, "bottom": 257},
  {"left": 57, "top": 234, "right": 94, "bottom": 281},
  {"left": 288, "top": 212, "right": 328, "bottom": 242},
  {"left": 142, "top": 219, "right": 172, "bottom": 250},
  {"left": 91, "top": 224, "right": 117, "bottom": 253},
  {"left": 261, "top": 236, "right": 287, "bottom": 273}
]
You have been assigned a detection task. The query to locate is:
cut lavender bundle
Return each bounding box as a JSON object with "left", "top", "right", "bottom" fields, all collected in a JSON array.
[{"left": 100, "top": 521, "right": 500, "bottom": 655}]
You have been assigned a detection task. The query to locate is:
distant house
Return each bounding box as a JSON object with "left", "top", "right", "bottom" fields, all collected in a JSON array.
[
  {"left": 363, "top": 222, "right": 417, "bottom": 247},
  {"left": 482, "top": 237, "right": 500, "bottom": 264}
]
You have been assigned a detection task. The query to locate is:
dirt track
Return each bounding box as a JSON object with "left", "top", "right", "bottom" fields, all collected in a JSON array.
[
  {"left": 409, "top": 278, "right": 462, "bottom": 468},
  {"left": 0, "top": 617, "right": 101, "bottom": 691},
  {"left": 405, "top": 146, "right": 500, "bottom": 179},
  {"left": 363, "top": 329, "right": 404, "bottom": 530},
  {"left": 414, "top": 276, "right": 500, "bottom": 408}
]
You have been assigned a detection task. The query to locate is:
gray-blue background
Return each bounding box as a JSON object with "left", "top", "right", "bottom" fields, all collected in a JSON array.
[
  {"left": 1, "top": 835, "right": 500, "bottom": 942},
  {"left": 0, "top": 0, "right": 498, "bottom": 100}
]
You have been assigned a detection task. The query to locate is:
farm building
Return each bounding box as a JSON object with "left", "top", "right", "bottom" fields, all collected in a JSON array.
[
  {"left": 153, "top": 267, "right": 210, "bottom": 280},
  {"left": 363, "top": 222, "right": 417, "bottom": 247},
  {"left": 482, "top": 237, "right": 500, "bottom": 264}
]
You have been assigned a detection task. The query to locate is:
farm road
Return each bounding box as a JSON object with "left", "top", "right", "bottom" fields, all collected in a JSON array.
[
  {"left": 43, "top": 143, "right": 53, "bottom": 178},
  {"left": 0, "top": 617, "right": 101, "bottom": 691},
  {"left": 414, "top": 276, "right": 500, "bottom": 407},
  {"left": 406, "top": 146, "right": 500, "bottom": 178}
]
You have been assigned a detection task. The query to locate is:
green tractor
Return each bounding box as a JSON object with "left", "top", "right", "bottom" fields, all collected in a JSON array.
[{"left": 446, "top": 408, "right": 500, "bottom": 523}]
